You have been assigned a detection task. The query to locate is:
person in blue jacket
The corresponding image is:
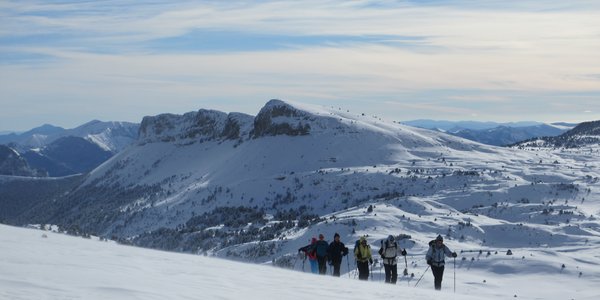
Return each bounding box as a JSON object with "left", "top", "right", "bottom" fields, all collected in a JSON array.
[
  {"left": 314, "top": 233, "right": 329, "bottom": 275},
  {"left": 426, "top": 235, "right": 457, "bottom": 290},
  {"left": 298, "top": 237, "right": 319, "bottom": 274}
]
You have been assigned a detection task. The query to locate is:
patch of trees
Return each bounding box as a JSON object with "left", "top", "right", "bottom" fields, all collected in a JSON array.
[{"left": 185, "top": 206, "right": 267, "bottom": 229}]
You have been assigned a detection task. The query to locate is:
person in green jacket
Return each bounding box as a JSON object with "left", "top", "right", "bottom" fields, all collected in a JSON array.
[{"left": 354, "top": 236, "right": 373, "bottom": 280}]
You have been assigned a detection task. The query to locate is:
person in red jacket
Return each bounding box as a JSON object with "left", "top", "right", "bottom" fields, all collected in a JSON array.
[{"left": 299, "top": 237, "right": 319, "bottom": 274}]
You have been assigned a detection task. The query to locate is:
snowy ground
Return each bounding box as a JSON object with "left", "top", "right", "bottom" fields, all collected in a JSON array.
[{"left": 1, "top": 224, "right": 598, "bottom": 300}]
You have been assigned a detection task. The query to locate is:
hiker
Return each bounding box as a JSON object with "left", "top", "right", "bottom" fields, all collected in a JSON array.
[
  {"left": 426, "top": 235, "right": 457, "bottom": 290},
  {"left": 298, "top": 237, "right": 319, "bottom": 274},
  {"left": 327, "top": 233, "right": 349, "bottom": 277},
  {"left": 354, "top": 236, "right": 373, "bottom": 280},
  {"left": 315, "top": 234, "right": 329, "bottom": 275},
  {"left": 378, "top": 235, "right": 407, "bottom": 284}
]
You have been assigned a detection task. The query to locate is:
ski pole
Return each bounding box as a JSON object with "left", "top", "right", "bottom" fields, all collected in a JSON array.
[
  {"left": 292, "top": 254, "right": 299, "bottom": 270},
  {"left": 302, "top": 257, "right": 306, "bottom": 272},
  {"left": 414, "top": 265, "right": 430, "bottom": 287},
  {"left": 347, "top": 255, "right": 350, "bottom": 278},
  {"left": 404, "top": 255, "right": 409, "bottom": 286},
  {"left": 454, "top": 257, "right": 456, "bottom": 293}
]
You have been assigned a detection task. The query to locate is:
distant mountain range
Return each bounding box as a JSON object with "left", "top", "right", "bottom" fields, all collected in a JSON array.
[
  {"left": 512, "top": 120, "right": 600, "bottom": 149},
  {"left": 22, "top": 136, "right": 113, "bottom": 177},
  {"left": 0, "top": 120, "right": 139, "bottom": 153},
  {"left": 0, "top": 145, "right": 44, "bottom": 177},
  {"left": 0, "top": 121, "right": 139, "bottom": 177},
  {"left": 402, "top": 120, "right": 577, "bottom": 146}
]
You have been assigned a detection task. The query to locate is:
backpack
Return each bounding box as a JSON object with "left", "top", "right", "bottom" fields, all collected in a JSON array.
[{"left": 380, "top": 240, "right": 397, "bottom": 259}]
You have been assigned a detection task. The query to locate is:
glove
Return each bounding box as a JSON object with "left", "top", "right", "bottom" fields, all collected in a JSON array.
[
  {"left": 401, "top": 249, "right": 407, "bottom": 256},
  {"left": 369, "top": 259, "right": 373, "bottom": 265},
  {"left": 452, "top": 252, "right": 458, "bottom": 258},
  {"left": 427, "top": 260, "right": 432, "bottom": 266},
  {"left": 356, "top": 253, "right": 362, "bottom": 260}
]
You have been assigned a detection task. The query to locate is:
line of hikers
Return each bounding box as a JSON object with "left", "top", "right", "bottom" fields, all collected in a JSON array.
[{"left": 298, "top": 233, "right": 457, "bottom": 291}]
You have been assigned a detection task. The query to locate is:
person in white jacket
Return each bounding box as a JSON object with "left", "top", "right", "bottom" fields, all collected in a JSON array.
[
  {"left": 425, "top": 235, "right": 457, "bottom": 290},
  {"left": 378, "top": 235, "right": 407, "bottom": 284}
]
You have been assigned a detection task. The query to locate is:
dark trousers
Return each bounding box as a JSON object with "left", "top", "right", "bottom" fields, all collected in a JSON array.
[
  {"left": 431, "top": 265, "right": 445, "bottom": 290},
  {"left": 384, "top": 263, "right": 397, "bottom": 284},
  {"left": 357, "top": 261, "right": 370, "bottom": 280},
  {"left": 332, "top": 262, "right": 341, "bottom": 277},
  {"left": 317, "top": 256, "right": 327, "bottom": 275}
]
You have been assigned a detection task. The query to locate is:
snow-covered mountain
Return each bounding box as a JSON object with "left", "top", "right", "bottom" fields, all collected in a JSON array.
[
  {"left": 513, "top": 120, "right": 600, "bottom": 149},
  {"left": 450, "top": 124, "right": 567, "bottom": 146},
  {"left": 2, "top": 99, "right": 600, "bottom": 300},
  {"left": 0, "top": 120, "right": 139, "bottom": 153},
  {"left": 0, "top": 145, "right": 44, "bottom": 177},
  {"left": 22, "top": 136, "right": 113, "bottom": 177},
  {"left": 402, "top": 120, "right": 571, "bottom": 146},
  {"left": 0, "top": 120, "right": 139, "bottom": 177},
  {"left": 402, "top": 120, "right": 545, "bottom": 131},
  {"left": 0, "top": 99, "right": 596, "bottom": 267}
]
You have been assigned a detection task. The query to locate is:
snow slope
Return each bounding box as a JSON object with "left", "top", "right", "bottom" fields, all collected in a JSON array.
[{"left": 1, "top": 224, "right": 598, "bottom": 300}]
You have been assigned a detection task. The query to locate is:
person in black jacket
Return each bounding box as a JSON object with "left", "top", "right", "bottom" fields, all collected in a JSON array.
[{"left": 327, "top": 233, "right": 349, "bottom": 277}]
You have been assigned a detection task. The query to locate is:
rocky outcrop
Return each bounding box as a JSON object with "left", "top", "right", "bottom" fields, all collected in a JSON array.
[
  {"left": 250, "top": 99, "right": 312, "bottom": 138},
  {"left": 139, "top": 109, "right": 254, "bottom": 144}
]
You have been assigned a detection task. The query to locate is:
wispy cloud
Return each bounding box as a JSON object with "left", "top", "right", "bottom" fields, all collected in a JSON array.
[{"left": 1, "top": 0, "right": 600, "bottom": 130}]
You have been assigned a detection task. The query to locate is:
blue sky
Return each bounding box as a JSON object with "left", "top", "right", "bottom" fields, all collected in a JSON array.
[{"left": 1, "top": 0, "right": 599, "bottom": 131}]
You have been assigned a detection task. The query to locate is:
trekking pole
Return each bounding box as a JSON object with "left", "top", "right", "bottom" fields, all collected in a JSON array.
[
  {"left": 292, "top": 254, "right": 299, "bottom": 270},
  {"left": 347, "top": 255, "right": 351, "bottom": 278},
  {"left": 403, "top": 256, "right": 409, "bottom": 286},
  {"left": 414, "top": 265, "right": 429, "bottom": 287},
  {"left": 302, "top": 257, "right": 306, "bottom": 272},
  {"left": 454, "top": 257, "right": 456, "bottom": 293}
]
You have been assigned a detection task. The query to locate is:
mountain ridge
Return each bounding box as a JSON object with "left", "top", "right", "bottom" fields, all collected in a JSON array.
[
  {"left": 512, "top": 120, "right": 600, "bottom": 149},
  {"left": 1, "top": 100, "right": 598, "bottom": 270}
]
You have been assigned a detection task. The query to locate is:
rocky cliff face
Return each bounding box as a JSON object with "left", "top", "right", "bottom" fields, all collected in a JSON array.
[
  {"left": 139, "top": 110, "right": 254, "bottom": 144},
  {"left": 250, "top": 100, "right": 312, "bottom": 138}
]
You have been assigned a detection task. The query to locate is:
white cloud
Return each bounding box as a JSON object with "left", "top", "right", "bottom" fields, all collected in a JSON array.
[{"left": 1, "top": 0, "right": 600, "bottom": 129}]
